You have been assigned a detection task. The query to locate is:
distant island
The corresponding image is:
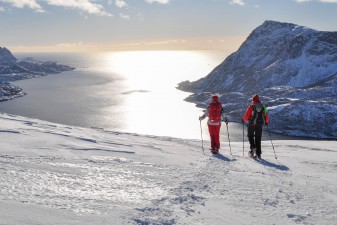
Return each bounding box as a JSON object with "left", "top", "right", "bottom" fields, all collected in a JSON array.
[{"left": 0, "top": 47, "right": 75, "bottom": 101}]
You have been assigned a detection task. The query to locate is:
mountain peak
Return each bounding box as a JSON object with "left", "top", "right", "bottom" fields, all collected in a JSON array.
[
  {"left": 0, "top": 47, "right": 17, "bottom": 63},
  {"left": 261, "top": 20, "right": 296, "bottom": 28},
  {"left": 246, "top": 20, "right": 314, "bottom": 42}
]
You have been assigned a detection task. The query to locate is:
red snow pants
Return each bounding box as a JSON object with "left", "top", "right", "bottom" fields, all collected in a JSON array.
[{"left": 208, "top": 124, "right": 221, "bottom": 151}]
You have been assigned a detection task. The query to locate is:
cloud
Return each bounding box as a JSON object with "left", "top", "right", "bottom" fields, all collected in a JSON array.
[
  {"left": 45, "top": 0, "right": 112, "bottom": 16},
  {"left": 229, "top": 0, "right": 245, "bottom": 6},
  {"left": 115, "top": 0, "right": 127, "bottom": 8},
  {"left": 0, "top": 6, "right": 5, "bottom": 12},
  {"left": 144, "top": 0, "right": 170, "bottom": 4},
  {"left": 295, "top": 0, "right": 337, "bottom": 2},
  {"left": 119, "top": 13, "right": 130, "bottom": 19},
  {"left": 0, "top": 0, "right": 44, "bottom": 12},
  {"left": 0, "top": 0, "right": 112, "bottom": 16},
  {"left": 144, "top": 39, "right": 187, "bottom": 45},
  {"left": 56, "top": 41, "right": 83, "bottom": 47},
  {"left": 115, "top": 39, "right": 187, "bottom": 48}
]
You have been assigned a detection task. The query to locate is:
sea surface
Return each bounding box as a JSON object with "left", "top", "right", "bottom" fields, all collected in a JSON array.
[{"left": 0, "top": 50, "right": 292, "bottom": 143}]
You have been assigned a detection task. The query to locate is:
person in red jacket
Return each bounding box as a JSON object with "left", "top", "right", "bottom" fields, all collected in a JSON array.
[
  {"left": 241, "top": 94, "right": 269, "bottom": 159},
  {"left": 199, "top": 95, "right": 228, "bottom": 154}
]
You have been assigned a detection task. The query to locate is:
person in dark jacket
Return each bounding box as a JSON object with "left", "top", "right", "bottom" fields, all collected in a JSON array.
[{"left": 241, "top": 94, "right": 269, "bottom": 159}]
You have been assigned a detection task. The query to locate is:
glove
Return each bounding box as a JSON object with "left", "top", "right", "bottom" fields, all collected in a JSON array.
[
  {"left": 241, "top": 118, "right": 245, "bottom": 123},
  {"left": 224, "top": 117, "right": 229, "bottom": 125},
  {"left": 199, "top": 116, "right": 204, "bottom": 121},
  {"left": 265, "top": 123, "right": 268, "bottom": 126}
]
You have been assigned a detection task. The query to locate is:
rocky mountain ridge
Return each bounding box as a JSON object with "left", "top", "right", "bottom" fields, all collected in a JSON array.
[
  {"left": 178, "top": 20, "right": 337, "bottom": 139},
  {"left": 0, "top": 47, "right": 17, "bottom": 63}
]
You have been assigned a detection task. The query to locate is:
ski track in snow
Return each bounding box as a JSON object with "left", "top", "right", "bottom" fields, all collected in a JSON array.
[{"left": 0, "top": 113, "right": 337, "bottom": 225}]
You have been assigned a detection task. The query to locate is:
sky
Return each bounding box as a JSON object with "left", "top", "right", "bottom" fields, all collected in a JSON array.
[{"left": 1, "top": 0, "right": 337, "bottom": 52}]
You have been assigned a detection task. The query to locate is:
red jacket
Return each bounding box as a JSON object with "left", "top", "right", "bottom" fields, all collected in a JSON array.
[{"left": 242, "top": 100, "right": 269, "bottom": 124}]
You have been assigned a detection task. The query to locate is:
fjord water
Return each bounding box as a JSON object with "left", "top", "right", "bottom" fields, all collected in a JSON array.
[
  {"left": 0, "top": 51, "right": 228, "bottom": 139},
  {"left": 0, "top": 51, "right": 292, "bottom": 143}
]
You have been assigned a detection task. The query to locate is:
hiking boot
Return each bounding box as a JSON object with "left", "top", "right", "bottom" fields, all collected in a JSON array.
[{"left": 211, "top": 147, "right": 219, "bottom": 154}]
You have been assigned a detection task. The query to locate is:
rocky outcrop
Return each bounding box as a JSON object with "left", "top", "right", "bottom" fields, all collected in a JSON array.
[{"left": 0, "top": 47, "right": 75, "bottom": 101}]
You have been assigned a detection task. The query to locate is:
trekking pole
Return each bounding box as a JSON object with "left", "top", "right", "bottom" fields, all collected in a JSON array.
[
  {"left": 199, "top": 120, "right": 205, "bottom": 155},
  {"left": 242, "top": 123, "right": 245, "bottom": 156},
  {"left": 267, "top": 126, "right": 277, "bottom": 159},
  {"left": 226, "top": 123, "right": 234, "bottom": 158}
]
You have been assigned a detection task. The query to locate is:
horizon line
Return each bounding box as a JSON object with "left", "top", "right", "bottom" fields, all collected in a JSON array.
[{"left": 5, "top": 36, "right": 247, "bottom": 53}]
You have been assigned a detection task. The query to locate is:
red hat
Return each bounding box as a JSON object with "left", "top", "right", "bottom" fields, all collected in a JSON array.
[
  {"left": 252, "top": 94, "right": 260, "bottom": 103},
  {"left": 212, "top": 95, "right": 219, "bottom": 102}
]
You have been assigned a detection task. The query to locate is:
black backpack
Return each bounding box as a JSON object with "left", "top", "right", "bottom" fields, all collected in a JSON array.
[{"left": 250, "top": 103, "right": 266, "bottom": 125}]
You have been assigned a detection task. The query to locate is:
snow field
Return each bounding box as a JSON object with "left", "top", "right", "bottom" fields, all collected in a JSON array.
[{"left": 0, "top": 113, "right": 336, "bottom": 225}]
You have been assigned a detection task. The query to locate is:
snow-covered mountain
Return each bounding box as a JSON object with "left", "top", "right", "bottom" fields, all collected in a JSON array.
[
  {"left": 0, "top": 47, "right": 17, "bottom": 63},
  {"left": 0, "top": 47, "right": 75, "bottom": 101},
  {"left": 178, "top": 21, "right": 337, "bottom": 139},
  {"left": 1, "top": 113, "right": 336, "bottom": 225}
]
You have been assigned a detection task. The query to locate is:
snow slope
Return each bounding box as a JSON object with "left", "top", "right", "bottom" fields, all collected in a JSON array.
[{"left": 0, "top": 113, "right": 336, "bottom": 225}]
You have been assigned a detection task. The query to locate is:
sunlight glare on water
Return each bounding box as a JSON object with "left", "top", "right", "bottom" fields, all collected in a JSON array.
[
  {"left": 0, "top": 50, "right": 228, "bottom": 140},
  {"left": 105, "top": 51, "right": 214, "bottom": 89},
  {"left": 101, "top": 51, "right": 225, "bottom": 139}
]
